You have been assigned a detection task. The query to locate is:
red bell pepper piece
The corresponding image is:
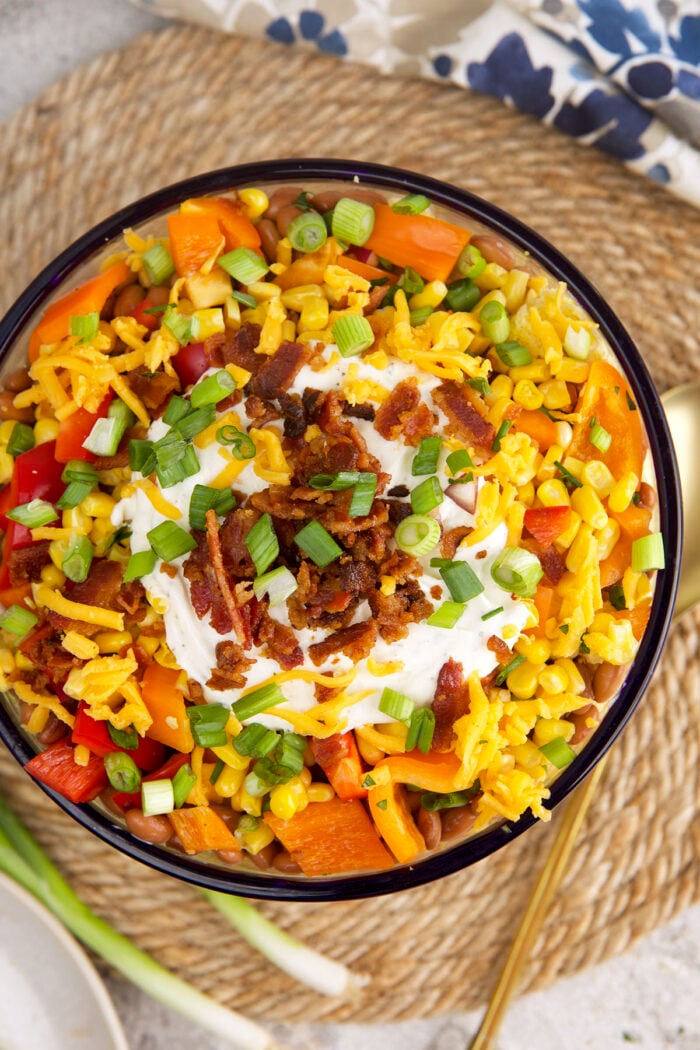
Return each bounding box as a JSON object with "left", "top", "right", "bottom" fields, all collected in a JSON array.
[
  {"left": 25, "top": 739, "right": 108, "bottom": 804},
  {"left": 55, "top": 395, "right": 112, "bottom": 463},
  {"left": 71, "top": 702, "right": 165, "bottom": 771},
  {"left": 171, "top": 342, "right": 208, "bottom": 388},
  {"left": 0, "top": 442, "right": 66, "bottom": 587},
  {"left": 311, "top": 731, "right": 367, "bottom": 800},
  {"left": 523, "top": 506, "right": 572, "bottom": 549},
  {"left": 110, "top": 751, "right": 190, "bottom": 811},
  {"left": 129, "top": 295, "right": 160, "bottom": 332}
]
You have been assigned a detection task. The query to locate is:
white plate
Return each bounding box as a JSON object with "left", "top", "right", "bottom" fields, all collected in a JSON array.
[{"left": 0, "top": 871, "right": 129, "bottom": 1050}]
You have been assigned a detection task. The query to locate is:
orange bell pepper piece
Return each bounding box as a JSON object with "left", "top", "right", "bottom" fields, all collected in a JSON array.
[
  {"left": 567, "top": 360, "right": 646, "bottom": 479},
  {"left": 336, "top": 254, "right": 399, "bottom": 285},
  {"left": 0, "top": 584, "right": 32, "bottom": 609},
  {"left": 167, "top": 212, "right": 225, "bottom": 277},
  {"left": 373, "top": 750, "right": 464, "bottom": 793},
  {"left": 526, "top": 582, "right": 555, "bottom": 637},
  {"left": 141, "top": 661, "right": 195, "bottom": 753},
  {"left": 180, "top": 197, "right": 261, "bottom": 254},
  {"left": 365, "top": 204, "right": 471, "bottom": 283},
  {"left": 264, "top": 797, "right": 394, "bottom": 876},
  {"left": 367, "top": 780, "right": 425, "bottom": 864},
  {"left": 600, "top": 502, "right": 652, "bottom": 587},
  {"left": 273, "top": 239, "right": 339, "bottom": 291},
  {"left": 28, "top": 260, "right": 132, "bottom": 362},
  {"left": 167, "top": 806, "right": 239, "bottom": 854},
  {"left": 511, "top": 409, "right": 559, "bottom": 450},
  {"left": 615, "top": 603, "right": 652, "bottom": 641},
  {"left": 311, "top": 731, "right": 367, "bottom": 800}
]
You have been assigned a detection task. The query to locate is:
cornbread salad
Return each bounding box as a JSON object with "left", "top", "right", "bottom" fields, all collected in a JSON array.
[{"left": 0, "top": 184, "right": 664, "bottom": 876}]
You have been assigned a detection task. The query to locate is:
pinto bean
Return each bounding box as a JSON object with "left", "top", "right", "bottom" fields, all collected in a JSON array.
[
  {"left": 568, "top": 703, "right": 599, "bottom": 746},
  {"left": 406, "top": 789, "right": 423, "bottom": 814},
  {"left": 37, "top": 713, "right": 69, "bottom": 745},
  {"left": 249, "top": 843, "right": 278, "bottom": 870},
  {"left": 265, "top": 186, "right": 305, "bottom": 221},
  {"left": 147, "top": 284, "right": 171, "bottom": 307},
  {"left": 19, "top": 702, "right": 35, "bottom": 726},
  {"left": 272, "top": 850, "right": 302, "bottom": 874},
  {"left": 124, "top": 808, "right": 173, "bottom": 844},
  {"left": 276, "top": 204, "right": 303, "bottom": 238},
  {"left": 593, "top": 661, "right": 630, "bottom": 705},
  {"left": 417, "top": 808, "right": 442, "bottom": 850},
  {"left": 470, "top": 233, "right": 516, "bottom": 270},
  {"left": 216, "top": 848, "right": 244, "bottom": 865},
  {"left": 638, "top": 482, "right": 656, "bottom": 509},
  {"left": 3, "top": 367, "right": 32, "bottom": 393},
  {"left": 440, "top": 802, "right": 477, "bottom": 841},
  {"left": 257, "top": 219, "right": 281, "bottom": 264},
  {"left": 112, "top": 283, "right": 146, "bottom": 318},
  {"left": 311, "top": 188, "right": 387, "bottom": 213},
  {"left": 0, "top": 391, "right": 35, "bottom": 424}
]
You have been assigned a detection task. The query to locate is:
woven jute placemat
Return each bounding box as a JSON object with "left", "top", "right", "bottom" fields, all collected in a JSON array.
[{"left": 1, "top": 24, "right": 699, "bottom": 1026}]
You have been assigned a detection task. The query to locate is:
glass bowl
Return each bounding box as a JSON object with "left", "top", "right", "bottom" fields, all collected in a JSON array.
[{"left": 0, "top": 159, "right": 682, "bottom": 901}]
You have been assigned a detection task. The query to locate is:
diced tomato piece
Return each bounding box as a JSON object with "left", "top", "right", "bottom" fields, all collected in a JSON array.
[
  {"left": 111, "top": 751, "right": 190, "bottom": 811},
  {"left": 55, "top": 396, "right": 112, "bottom": 463},
  {"left": 71, "top": 703, "right": 165, "bottom": 771},
  {"left": 129, "top": 296, "right": 161, "bottom": 332},
  {"left": 25, "top": 739, "right": 108, "bottom": 804},
  {"left": 172, "top": 342, "right": 208, "bottom": 388},
  {"left": 523, "top": 506, "right": 572, "bottom": 548},
  {"left": 311, "top": 732, "right": 367, "bottom": 800}
]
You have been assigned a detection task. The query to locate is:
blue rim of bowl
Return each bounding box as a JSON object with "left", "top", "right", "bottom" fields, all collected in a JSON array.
[{"left": 0, "top": 159, "right": 682, "bottom": 901}]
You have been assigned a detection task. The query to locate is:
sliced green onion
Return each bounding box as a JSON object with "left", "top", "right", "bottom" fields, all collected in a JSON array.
[
  {"left": 187, "top": 703, "right": 229, "bottom": 748},
  {"left": 293, "top": 191, "right": 315, "bottom": 212},
  {"left": 626, "top": 391, "right": 637, "bottom": 412},
  {"left": 155, "top": 442, "right": 200, "bottom": 489},
  {"left": 398, "top": 267, "right": 424, "bottom": 296},
  {"left": 274, "top": 733, "right": 307, "bottom": 776},
  {"left": 631, "top": 532, "right": 665, "bottom": 572},
  {"left": 209, "top": 759, "right": 225, "bottom": 785},
  {"left": 412, "top": 436, "right": 442, "bottom": 476},
  {"left": 349, "top": 472, "right": 377, "bottom": 517},
  {"left": 287, "top": 211, "right": 328, "bottom": 253},
  {"left": 539, "top": 737, "right": 576, "bottom": 769},
  {"left": 446, "top": 449, "right": 473, "bottom": 476},
  {"left": 421, "top": 787, "right": 479, "bottom": 811},
  {"left": 232, "top": 682, "right": 286, "bottom": 722},
  {"left": 445, "top": 277, "right": 480, "bottom": 312},
  {"left": 0, "top": 604, "right": 38, "bottom": 640},
  {"left": 7, "top": 499, "right": 58, "bottom": 528},
  {"left": 439, "top": 561, "right": 484, "bottom": 603},
  {"left": 405, "top": 708, "right": 435, "bottom": 753},
  {"left": 6, "top": 423, "right": 35, "bottom": 457},
  {"left": 468, "top": 376, "right": 491, "bottom": 397},
  {"left": 245, "top": 513, "right": 279, "bottom": 576},
  {"left": 232, "top": 724, "right": 280, "bottom": 758},
  {"left": 61, "top": 460, "right": 99, "bottom": 486},
  {"left": 496, "top": 341, "right": 532, "bottom": 368},
  {"left": 294, "top": 520, "right": 342, "bottom": 568},
  {"left": 104, "top": 525, "right": 131, "bottom": 551},
  {"left": 589, "top": 422, "right": 612, "bottom": 453},
  {"left": 391, "top": 194, "right": 430, "bottom": 215},
  {"left": 104, "top": 752, "right": 141, "bottom": 794},
  {"left": 141, "top": 778, "right": 174, "bottom": 817},
  {"left": 410, "top": 476, "right": 443, "bottom": 514},
  {"left": 147, "top": 520, "right": 197, "bottom": 562},
  {"left": 123, "top": 548, "right": 157, "bottom": 582},
  {"left": 142, "top": 243, "right": 175, "bottom": 286},
  {"left": 409, "top": 306, "right": 434, "bottom": 327},
  {"left": 162, "top": 395, "right": 191, "bottom": 426},
  {"left": 188, "top": 485, "right": 236, "bottom": 531},
  {"left": 216, "top": 426, "right": 256, "bottom": 460},
  {"left": 331, "top": 314, "right": 374, "bottom": 357},
  {"left": 83, "top": 399, "right": 135, "bottom": 457},
  {"left": 190, "top": 370, "right": 236, "bottom": 408},
  {"left": 394, "top": 514, "right": 441, "bottom": 557},
  {"left": 56, "top": 481, "right": 94, "bottom": 511},
  {"left": 230, "top": 289, "right": 257, "bottom": 308},
  {"left": 495, "top": 652, "right": 526, "bottom": 686},
  {"left": 171, "top": 405, "right": 216, "bottom": 443},
  {"left": 608, "top": 583, "right": 626, "bottom": 610},
  {"left": 142, "top": 304, "right": 171, "bottom": 315},
  {"left": 563, "top": 325, "right": 591, "bottom": 360},
  {"left": 554, "top": 460, "right": 583, "bottom": 489},
  {"left": 163, "top": 309, "right": 193, "bottom": 346},
  {"left": 172, "top": 763, "right": 197, "bottom": 808},
  {"left": 481, "top": 606, "right": 504, "bottom": 621},
  {"left": 128, "top": 439, "right": 156, "bottom": 476},
  {"left": 218, "top": 247, "right": 268, "bottom": 285},
  {"left": 253, "top": 566, "right": 298, "bottom": 607},
  {"left": 61, "top": 534, "right": 94, "bottom": 583},
  {"left": 491, "top": 546, "right": 543, "bottom": 598},
  {"left": 456, "top": 244, "right": 486, "bottom": 280},
  {"left": 331, "top": 198, "right": 375, "bottom": 246},
  {"left": 426, "top": 601, "right": 466, "bottom": 629},
  {"left": 308, "top": 472, "right": 360, "bottom": 491},
  {"left": 480, "top": 300, "right": 510, "bottom": 344},
  {"left": 69, "top": 311, "right": 100, "bottom": 343},
  {"left": 378, "top": 688, "right": 415, "bottom": 722},
  {"left": 107, "top": 724, "right": 139, "bottom": 750},
  {"left": 492, "top": 419, "right": 511, "bottom": 453}
]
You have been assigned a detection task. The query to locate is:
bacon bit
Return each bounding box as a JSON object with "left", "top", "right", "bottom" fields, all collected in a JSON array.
[
  {"left": 205, "top": 508, "right": 249, "bottom": 648},
  {"left": 247, "top": 340, "right": 311, "bottom": 400},
  {"left": 159, "top": 562, "right": 178, "bottom": 579},
  {"left": 433, "top": 658, "right": 471, "bottom": 752},
  {"left": 487, "top": 635, "right": 512, "bottom": 664},
  {"left": 374, "top": 379, "right": 436, "bottom": 447},
  {"left": 308, "top": 619, "right": 378, "bottom": 666},
  {"left": 433, "top": 380, "right": 495, "bottom": 454}
]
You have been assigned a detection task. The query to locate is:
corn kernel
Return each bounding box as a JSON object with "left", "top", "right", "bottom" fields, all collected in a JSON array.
[
  {"left": 281, "top": 319, "right": 297, "bottom": 343},
  {"left": 299, "top": 765, "right": 312, "bottom": 788},
  {"left": 571, "top": 484, "right": 608, "bottom": 530},
  {"left": 14, "top": 653, "right": 34, "bottom": 671},
  {"left": 41, "top": 561, "right": 66, "bottom": 587},
  {"left": 73, "top": 744, "right": 91, "bottom": 767},
  {"left": 33, "top": 417, "right": 60, "bottom": 445},
  {"left": 307, "top": 782, "right": 335, "bottom": 803},
  {"left": 538, "top": 664, "right": 570, "bottom": 695},
  {"left": 356, "top": 734, "right": 383, "bottom": 766},
  {"left": 269, "top": 778, "right": 309, "bottom": 821},
  {"left": 93, "top": 630, "right": 133, "bottom": 653},
  {"left": 381, "top": 721, "right": 408, "bottom": 740},
  {"left": 239, "top": 821, "right": 275, "bottom": 854},
  {"left": 0, "top": 648, "right": 15, "bottom": 674},
  {"left": 276, "top": 237, "right": 292, "bottom": 267},
  {"left": 0, "top": 420, "right": 17, "bottom": 443},
  {"left": 79, "top": 492, "right": 116, "bottom": 518},
  {"left": 137, "top": 635, "right": 160, "bottom": 657},
  {"left": 533, "top": 717, "right": 575, "bottom": 746},
  {"left": 281, "top": 284, "right": 325, "bottom": 311},
  {"left": 565, "top": 523, "right": 597, "bottom": 573},
  {"left": 502, "top": 269, "right": 530, "bottom": 312},
  {"left": 0, "top": 450, "right": 12, "bottom": 486},
  {"left": 516, "top": 637, "right": 551, "bottom": 664},
  {"left": 409, "top": 281, "right": 447, "bottom": 310},
  {"left": 512, "top": 739, "right": 547, "bottom": 772},
  {"left": 540, "top": 379, "right": 571, "bottom": 411},
  {"left": 379, "top": 575, "right": 396, "bottom": 596},
  {"left": 238, "top": 188, "right": 268, "bottom": 221},
  {"left": 554, "top": 421, "right": 573, "bottom": 450},
  {"left": 489, "top": 374, "right": 514, "bottom": 401},
  {"left": 26, "top": 705, "right": 50, "bottom": 733},
  {"left": 513, "top": 379, "right": 543, "bottom": 410},
  {"left": 510, "top": 360, "right": 551, "bottom": 384},
  {"left": 517, "top": 480, "right": 535, "bottom": 507},
  {"left": 475, "top": 265, "right": 507, "bottom": 293},
  {"left": 555, "top": 658, "right": 586, "bottom": 694},
  {"left": 299, "top": 297, "right": 330, "bottom": 332},
  {"left": 61, "top": 507, "right": 91, "bottom": 533},
  {"left": 211, "top": 741, "right": 249, "bottom": 770},
  {"left": 608, "top": 472, "right": 639, "bottom": 514},
  {"left": 595, "top": 518, "right": 621, "bottom": 561},
  {"left": 554, "top": 510, "right": 582, "bottom": 551},
  {"left": 536, "top": 478, "right": 571, "bottom": 507},
  {"left": 232, "top": 784, "right": 262, "bottom": 817},
  {"left": 507, "top": 660, "right": 542, "bottom": 699},
  {"left": 223, "top": 296, "right": 241, "bottom": 330},
  {"left": 213, "top": 765, "right": 246, "bottom": 798},
  {"left": 555, "top": 358, "right": 589, "bottom": 384},
  {"left": 486, "top": 395, "right": 512, "bottom": 427},
  {"left": 581, "top": 460, "right": 615, "bottom": 499},
  {"left": 537, "top": 445, "right": 564, "bottom": 482}
]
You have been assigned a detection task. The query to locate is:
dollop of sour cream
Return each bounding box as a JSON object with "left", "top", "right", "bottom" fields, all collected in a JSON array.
[{"left": 112, "top": 347, "right": 530, "bottom": 730}]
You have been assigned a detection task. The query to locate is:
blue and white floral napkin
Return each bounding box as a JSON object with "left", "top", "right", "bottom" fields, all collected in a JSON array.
[{"left": 132, "top": 0, "right": 700, "bottom": 207}]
